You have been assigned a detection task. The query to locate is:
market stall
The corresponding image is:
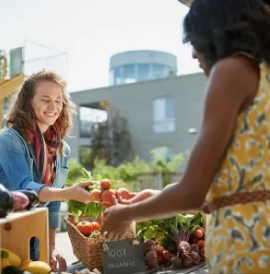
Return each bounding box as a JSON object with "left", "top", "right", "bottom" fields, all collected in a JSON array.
[
  {"left": 0, "top": 174, "right": 207, "bottom": 274},
  {"left": 63, "top": 173, "right": 207, "bottom": 274}
]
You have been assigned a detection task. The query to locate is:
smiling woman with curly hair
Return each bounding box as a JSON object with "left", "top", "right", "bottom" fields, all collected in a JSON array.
[
  {"left": 101, "top": 1, "right": 270, "bottom": 273},
  {"left": 0, "top": 69, "right": 94, "bottom": 272}
]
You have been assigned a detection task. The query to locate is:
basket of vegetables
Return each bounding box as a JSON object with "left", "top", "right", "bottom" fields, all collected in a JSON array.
[
  {"left": 64, "top": 169, "right": 135, "bottom": 271},
  {"left": 137, "top": 212, "right": 206, "bottom": 271}
]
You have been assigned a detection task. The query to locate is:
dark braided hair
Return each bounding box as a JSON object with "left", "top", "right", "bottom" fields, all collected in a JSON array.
[{"left": 183, "top": 0, "right": 270, "bottom": 69}]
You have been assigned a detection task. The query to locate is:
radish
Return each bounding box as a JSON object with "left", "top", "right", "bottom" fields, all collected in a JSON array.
[
  {"left": 194, "top": 229, "right": 203, "bottom": 239},
  {"left": 162, "top": 250, "right": 171, "bottom": 261},
  {"left": 197, "top": 240, "right": 205, "bottom": 248}
]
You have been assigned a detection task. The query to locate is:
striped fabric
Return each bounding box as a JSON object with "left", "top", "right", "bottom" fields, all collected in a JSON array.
[{"left": 25, "top": 123, "right": 62, "bottom": 186}]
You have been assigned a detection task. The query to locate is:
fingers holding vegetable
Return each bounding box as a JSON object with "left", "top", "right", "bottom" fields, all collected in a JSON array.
[
  {"left": 100, "top": 204, "right": 132, "bottom": 240},
  {"left": 117, "top": 189, "right": 160, "bottom": 205}
]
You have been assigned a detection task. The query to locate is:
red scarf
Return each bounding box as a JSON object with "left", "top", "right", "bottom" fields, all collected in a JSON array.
[{"left": 25, "top": 123, "right": 62, "bottom": 186}]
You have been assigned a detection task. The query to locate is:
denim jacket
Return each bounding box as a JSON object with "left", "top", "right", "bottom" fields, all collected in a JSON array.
[{"left": 0, "top": 127, "right": 70, "bottom": 228}]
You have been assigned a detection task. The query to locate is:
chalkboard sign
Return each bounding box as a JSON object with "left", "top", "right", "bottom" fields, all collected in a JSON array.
[{"left": 100, "top": 238, "right": 147, "bottom": 274}]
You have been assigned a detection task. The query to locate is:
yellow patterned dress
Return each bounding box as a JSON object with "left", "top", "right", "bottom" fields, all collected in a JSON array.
[{"left": 205, "top": 61, "right": 270, "bottom": 274}]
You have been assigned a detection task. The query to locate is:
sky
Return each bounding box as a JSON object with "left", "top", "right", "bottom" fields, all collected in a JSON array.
[{"left": 0, "top": 0, "right": 202, "bottom": 92}]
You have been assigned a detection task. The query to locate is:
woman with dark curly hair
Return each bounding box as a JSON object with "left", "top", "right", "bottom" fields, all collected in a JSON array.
[
  {"left": 101, "top": 0, "right": 270, "bottom": 273},
  {"left": 0, "top": 70, "right": 94, "bottom": 272}
]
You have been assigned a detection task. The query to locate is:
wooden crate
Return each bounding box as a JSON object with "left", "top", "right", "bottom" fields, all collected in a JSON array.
[{"left": 0, "top": 208, "right": 49, "bottom": 268}]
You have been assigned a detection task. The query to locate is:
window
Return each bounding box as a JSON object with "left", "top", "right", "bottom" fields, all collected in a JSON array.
[
  {"left": 152, "top": 64, "right": 165, "bottom": 79},
  {"left": 79, "top": 106, "right": 108, "bottom": 138},
  {"left": 114, "top": 67, "right": 122, "bottom": 85},
  {"left": 153, "top": 97, "right": 175, "bottom": 133},
  {"left": 123, "top": 64, "right": 136, "bottom": 84},
  {"left": 138, "top": 64, "right": 150, "bottom": 81}
]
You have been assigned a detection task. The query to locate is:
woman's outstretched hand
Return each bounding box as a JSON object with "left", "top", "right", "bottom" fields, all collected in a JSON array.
[{"left": 66, "top": 181, "right": 95, "bottom": 204}]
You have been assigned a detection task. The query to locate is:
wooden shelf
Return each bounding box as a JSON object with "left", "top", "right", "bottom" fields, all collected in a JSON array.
[{"left": 0, "top": 208, "right": 49, "bottom": 268}]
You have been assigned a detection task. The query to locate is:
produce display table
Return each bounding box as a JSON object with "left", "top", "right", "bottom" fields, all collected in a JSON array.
[
  {"left": 66, "top": 262, "right": 207, "bottom": 274},
  {"left": 0, "top": 208, "right": 49, "bottom": 268}
]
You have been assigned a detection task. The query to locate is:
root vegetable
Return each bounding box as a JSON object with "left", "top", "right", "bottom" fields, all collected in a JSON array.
[
  {"left": 197, "top": 240, "right": 205, "bottom": 248},
  {"left": 178, "top": 241, "right": 191, "bottom": 253},
  {"left": 190, "top": 244, "right": 199, "bottom": 253},
  {"left": 145, "top": 250, "right": 157, "bottom": 268},
  {"left": 199, "top": 227, "right": 205, "bottom": 233},
  {"left": 192, "top": 238, "right": 200, "bottom": 244},
  {"left": 155, "top": 245, "right": 164, "bottom": 256},
  {"left": 162, "top": 250, "right": 171, "bottom": 261},
  {"left": 190, "top": 251, "right": 201, "bottom": 264},
  {"left": 194, "top": 229, "right": 204, "bottom": 239},
  {"left": 90, "top": 189, "right": 102, "bottom": 202},
  {"left": 181, "top": 253, "right": 193, "bottom": 267},
  {"left": 146, "top": 261, "right": 156, "bottom": 269},
  {"left": 143, "top": 239, "right": 154, "bottom": 254},
  {"left": 200, "top": 247, "right": 205, "bottom": 259},
  {"left": 156, "top": 255, "right": 164, "bottom": 265},
  {"left": 171, "top": 256, "right": 182, "bottom": 268},
  {"left": 100, "top": 179, "right": 111, "bottom": 190}
]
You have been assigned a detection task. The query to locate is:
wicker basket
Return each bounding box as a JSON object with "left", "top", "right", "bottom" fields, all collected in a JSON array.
[{"left": 64, "top": 215, "right": 135, "bottom": 271}]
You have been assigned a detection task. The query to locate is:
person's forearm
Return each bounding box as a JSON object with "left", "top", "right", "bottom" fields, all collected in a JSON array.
[
  {"left": 128, "top": 189, "right": 161, "bottom": 204},
  {"left": 49, "top": 227, "right": 56, "bottom": 249},
  {"left": 126, "top": 183, "right": 202, "bottom": 222},
  {"left": 38, "top": 187, "right": 70, "bottom": 203}
]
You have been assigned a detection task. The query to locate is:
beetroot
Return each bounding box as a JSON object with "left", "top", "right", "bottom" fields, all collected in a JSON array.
[
  {"left": 190, "top": 251, "right": 201, "bottom": 264},
  {"left": 145, "top": 250, "right": 157, "bottom": 269},
  {"left": 143, "top": 239, "right": 154, "bottom": 254},
  {"left": 181, "top": 253, "right": 193, "bottom": 267},
  {"left": 171, "top": 256, "right": 182, "bottom": 268},
  {"left": 178, "top": 241, "right": 191, "bottom": 253},
  {"left": 190, "top": 244, "right": 199, "bottom": 253}
]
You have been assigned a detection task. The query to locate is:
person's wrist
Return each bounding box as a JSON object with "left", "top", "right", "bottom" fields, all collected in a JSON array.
[
  {"left": 61, "top": 187, "right": 72, "bottom": 200},
  {"left": 124, "top": 204, "right": 137, "bottom": 221}
]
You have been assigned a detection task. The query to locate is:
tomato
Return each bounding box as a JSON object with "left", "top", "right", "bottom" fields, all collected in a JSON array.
[
  {"left": 76, "top": 221, "right": 93, "bottom": 237},
  {"left": 91, "top": 221, "right": 101, "bottom": 231}
]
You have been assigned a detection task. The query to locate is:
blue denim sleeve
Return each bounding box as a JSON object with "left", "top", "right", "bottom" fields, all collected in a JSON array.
[
  {"left": 47, "top": 201, "right": 61, "bottom": 228},
  {"left": 47, "top": 141, "right": 71, "bottom": 228},
  {"left": 0, "top": 130, "right": 45, "bottom": 193}
]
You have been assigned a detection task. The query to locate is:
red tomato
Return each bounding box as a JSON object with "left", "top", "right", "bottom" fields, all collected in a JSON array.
[
  {"left": 76, "top": 221, "right": 93, "bottom": 237},
  {"left": 91, "top": 221, "right": 101, "bottom": 231}
]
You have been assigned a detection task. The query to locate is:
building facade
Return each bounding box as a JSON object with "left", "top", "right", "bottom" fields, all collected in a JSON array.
[
  {"left": 109, "top": 50, "right": 177, "bottom": 86},
  {"left": 68, "top": 72, "right": 207, "bottom": 171}
]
